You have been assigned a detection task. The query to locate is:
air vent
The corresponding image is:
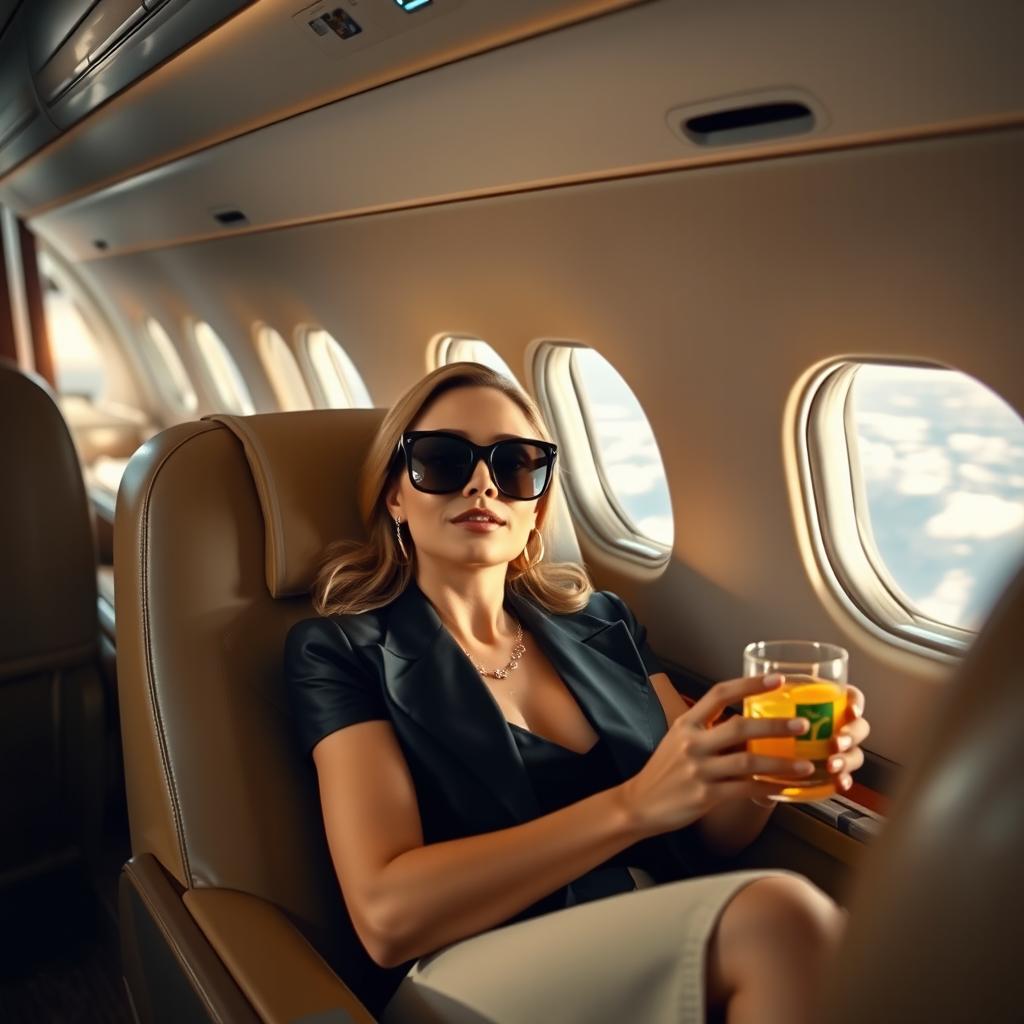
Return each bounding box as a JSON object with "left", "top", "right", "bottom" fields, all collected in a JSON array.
[
  {"left": 212, "top": 209, "right": 248, "bottom": 226},
  {"left": 684, "top": 102, "right": 814, "bottom": 145},
  {"left": 667, "top": 91, "right": 827, "bottom": 148}
]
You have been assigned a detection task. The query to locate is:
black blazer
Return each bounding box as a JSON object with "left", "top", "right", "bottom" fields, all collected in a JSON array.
[{"left": 285, "top": 581, "right": 707, "bottom": 1011}]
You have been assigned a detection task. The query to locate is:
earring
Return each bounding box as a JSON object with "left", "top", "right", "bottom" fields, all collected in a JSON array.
[
  {"left": 522, "top": 528, "right": 545, "bottom": 568},
  {"left": 394, "top": 515, "right": 409, "bottom": 563}
]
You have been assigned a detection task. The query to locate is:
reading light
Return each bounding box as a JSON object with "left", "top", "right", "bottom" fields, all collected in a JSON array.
[{"left": 394, "top": 0, "right": 432, "bottom": 10}]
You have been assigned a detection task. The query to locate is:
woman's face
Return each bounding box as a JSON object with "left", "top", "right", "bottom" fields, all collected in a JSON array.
[{"left": 386, "top": 386, "right": 546, "bottom": 574}]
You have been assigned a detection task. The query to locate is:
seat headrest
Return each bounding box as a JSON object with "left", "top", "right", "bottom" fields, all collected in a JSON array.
[{"left": 205, "top": 410, "right": 387, "bottom": 598}]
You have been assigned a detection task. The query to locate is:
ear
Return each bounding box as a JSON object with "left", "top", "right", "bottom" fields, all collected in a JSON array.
[
  {"left": 533, "top": 494, "right": 548, "bottom": 525},
  {"left": 384, "top": 479, "right": 403, "bottom": 521}
]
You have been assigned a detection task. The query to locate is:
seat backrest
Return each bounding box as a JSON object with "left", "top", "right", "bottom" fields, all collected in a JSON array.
[
  {"left": 824, "top": 563, "right": 1024, "bottom": 1023},
  {"left": 113, "top": 409, "right": 582, "bottom": 974},
  {"left": 0, "top": 357, "right": 103, "bottom": 881},
  {"left": 114, "top": 410, "right": 384, "bottom": 969}
]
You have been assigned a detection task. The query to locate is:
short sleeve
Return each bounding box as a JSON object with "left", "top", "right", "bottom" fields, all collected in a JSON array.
[
  {"left": 600, "top": 591, "right": 668, "bottom": 677},
  {"left": 284, "top": 617, "right": 388, "bottom": 758}
]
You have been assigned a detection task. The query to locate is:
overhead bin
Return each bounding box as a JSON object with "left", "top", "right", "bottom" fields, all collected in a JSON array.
[
  {"left": 35, "top": 0, "right": 255, "bottom": 130},
  {"left": 0, "top": 0, "right": 254, "bottom": 175},
  {"left": 0, "top": 6, "right": 59, "bottom": 178}
]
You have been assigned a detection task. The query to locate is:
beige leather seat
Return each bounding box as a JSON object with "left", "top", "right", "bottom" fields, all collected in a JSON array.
[
  {"left": 115, "top": 405, "right": 583, "bottom": 1022},
  {"left": 0, "top": 357, "right": 107, "bottom": 885},
  {"left": 824, "top": 564, "right": 1024, "bottom": 1023},
  {"left": 115, "top": 410, "right": 386, "bottom": 1023}
]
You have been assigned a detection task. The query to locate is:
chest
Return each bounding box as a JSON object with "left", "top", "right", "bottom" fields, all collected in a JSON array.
[{"left": 479, "top": 630, "right": 599, "bottom": 755}]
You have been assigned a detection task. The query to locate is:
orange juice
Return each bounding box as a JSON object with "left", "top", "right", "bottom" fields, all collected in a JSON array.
[{"left": 743, "top": 678, "right": 847, "bottom": 801}]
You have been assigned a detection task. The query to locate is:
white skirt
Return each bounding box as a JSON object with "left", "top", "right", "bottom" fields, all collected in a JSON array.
[{"left": 380, "top": 867, "right": 809, "bottom": 1024}]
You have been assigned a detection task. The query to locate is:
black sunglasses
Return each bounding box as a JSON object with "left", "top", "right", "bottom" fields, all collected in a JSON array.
[{"left": 396, "top": 431, "right": 558, "bottom": 501}]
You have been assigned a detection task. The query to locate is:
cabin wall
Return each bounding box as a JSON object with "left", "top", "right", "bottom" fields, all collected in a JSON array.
[{"left": 68, "top": 124, "right": 1024, "bottom": 763}]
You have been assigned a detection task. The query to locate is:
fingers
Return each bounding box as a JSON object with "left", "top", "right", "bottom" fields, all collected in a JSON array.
[
  {"left": 718, "top": 779, "right": 789, "bottom": 804},
  {"left": 844, "top": 685, "right": 866, "bottom": 723},
  {"left": 832, "top": 716, "right": 870, "bottom": 754},
  {"left": 827, "top": 742, "right": 865, "bottom": 789},
  {"left": 682, "top": 674, "right": 787, "bottom": 729},
  {"left": 826, "top": 715, "right": 871, "bottom": 791},
  {"left": 695, "top": 711, "right": 809, "bottom": 754},
  {"left": 705, "top": 751, "right": 816, "bottom": 782}
]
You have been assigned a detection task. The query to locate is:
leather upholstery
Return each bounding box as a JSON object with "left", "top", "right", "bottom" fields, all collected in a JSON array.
[
  {"left": 0, "top": 358, "right": 97, "bottom": 674},
  {"left": 114, "top": 406, "right": 586, "bottom": 1020},
  {"left": 0, "top": 357, "right": 106, "bottom": 883},
  {"left": 824, "top": 564, "right": 1024, "bottom": 1022},
  {"left": 113, "top": 410, "right": 395, "bottom": 1020}
]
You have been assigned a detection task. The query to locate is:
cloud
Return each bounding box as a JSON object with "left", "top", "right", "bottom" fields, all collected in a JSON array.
[
  {"left": 889, "top": 395, "right": 919, "bottom": 408},
  {"left": 605, "top": 461, "right": 667, "bottom": 496},
  {"left": 958, "top": 463, "right": 998, "bottom": 485},
  {"left": 856, "top": 412, "right": 930, "bottom": 445},
  {"left": 913, "top": 568, "right": 974, "bottom": 626},
  {"left": 589, "top": 403, "right": 634, "bottom": 421},
  {"left": 948, "top": 433, "right": 1015, "bottom": 465},
  {"left": 896, "top": 447, "right": 951, "bottom": 496},
  {"left": 858, "top": 439, "right": 897, "bottom": 483},
  {"left": 925, "top": 491, "right": 1024, "bottom": 540},
  {"left": 635, "top": 515, "right": 674, "bottom": 545}
]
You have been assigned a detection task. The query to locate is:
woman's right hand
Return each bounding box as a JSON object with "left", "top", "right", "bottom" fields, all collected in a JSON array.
[{"left": 620, "top": 674, "right": 814, "bottom": 836}]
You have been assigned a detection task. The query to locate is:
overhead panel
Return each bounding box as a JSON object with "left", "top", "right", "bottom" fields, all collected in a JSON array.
[
  {"left": 34, "top": 0, "right": 257, "bottom": 130},
  {"left": 28, "top": 0, "right": 1024, "bottom": 262},
  {"left": 0, "top": 5, "right": 59, "bottom": 178},
  {"left": 0, "top": 0, "right": 256, "bottom": 177},
  {"left": 26, "top": 0, "right": 103, "bottom": 73}
]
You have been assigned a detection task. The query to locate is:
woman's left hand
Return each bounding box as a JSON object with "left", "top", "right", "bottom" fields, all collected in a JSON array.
[{"left": 827, "top": 684, "right": 870, "bottom": 793}]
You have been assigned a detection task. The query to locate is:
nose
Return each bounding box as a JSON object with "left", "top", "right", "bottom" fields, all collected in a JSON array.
[{"left": 462, "top": 456, "right": 497, "bottom": 497}]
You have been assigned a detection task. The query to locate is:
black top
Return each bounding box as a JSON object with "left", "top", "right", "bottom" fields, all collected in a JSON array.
[
  {"left": 283, "top": 586, "right": 700, "bottom": 1017},
  {"left": 287, "top": 588, "right": 667, "bottom": 761},
  {"left": 508, "top": 723, "right": 648, "bottom": 905}
]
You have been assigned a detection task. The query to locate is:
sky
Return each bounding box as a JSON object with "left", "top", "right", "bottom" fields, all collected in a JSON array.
[{"left": 850, "top": 365, "right": 1024, "bottom": 629}]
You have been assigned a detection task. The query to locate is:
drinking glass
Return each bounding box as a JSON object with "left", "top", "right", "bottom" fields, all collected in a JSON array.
[{"left": 742, "top": 640, "right": 849, "bottom": 802}]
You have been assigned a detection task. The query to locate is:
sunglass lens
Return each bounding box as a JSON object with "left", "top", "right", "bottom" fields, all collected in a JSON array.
[
  {"left": 493, "top": 442, "right": 551, "bottom": 499},
  {"left": 408, "top": 435, "right": 473, "bottom": 492}
]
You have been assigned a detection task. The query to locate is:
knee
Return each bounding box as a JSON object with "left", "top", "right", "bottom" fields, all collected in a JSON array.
[{"left": 722, "top": 875, "right": 845, "bottom": 954}]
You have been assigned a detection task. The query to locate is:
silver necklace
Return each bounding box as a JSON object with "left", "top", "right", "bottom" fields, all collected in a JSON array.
[{"left": 456, "top": 617, "right": 527, "bottom": 681}]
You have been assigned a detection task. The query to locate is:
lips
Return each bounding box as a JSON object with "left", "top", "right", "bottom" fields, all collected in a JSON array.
[{"left": 451, "top": 509, "right": 506, "bottom": 525}]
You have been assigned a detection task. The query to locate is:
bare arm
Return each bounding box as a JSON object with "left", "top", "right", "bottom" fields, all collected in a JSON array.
[
  {"left": 314, "top": 720, "right": 647, "bottom": 970},
  {"left": 648, "top": 672, "right": 774, "bottom": 857}
]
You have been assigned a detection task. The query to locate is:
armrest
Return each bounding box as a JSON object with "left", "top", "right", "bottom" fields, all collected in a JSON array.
[{"left": 183, "top": 887, "right": 376, "bottom": 1024}]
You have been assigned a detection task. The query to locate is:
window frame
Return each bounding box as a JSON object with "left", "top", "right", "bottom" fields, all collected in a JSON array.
[
  {"left": 255, "top": 323, "right": 312, "bottom": 411},
  {"left": 533, "top": 340, "right": 672, "bottom": 566},
  {"left": 432, "top": 334, "right": 522, "bottom": 385},
  {"left": 798, "top": 358, "right": 977, "bottom": 659},
  {"left": 299, "top": 326, "right": 372, "bottom": 408},
  {"left": 191, "top": 320, "right": 255, "bottom": 416},
  {"left": 143, "top": 317, "right": 198, "bottom": 414}
]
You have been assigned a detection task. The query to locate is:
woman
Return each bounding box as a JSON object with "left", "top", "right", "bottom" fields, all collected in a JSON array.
[{"left": 285, "top": 362, "right": 871, "bottom": 1023}]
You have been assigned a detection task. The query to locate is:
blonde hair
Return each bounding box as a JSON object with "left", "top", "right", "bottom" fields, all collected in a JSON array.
[{"left": 312, "top": 362, "right": 593, "bottom": 616}]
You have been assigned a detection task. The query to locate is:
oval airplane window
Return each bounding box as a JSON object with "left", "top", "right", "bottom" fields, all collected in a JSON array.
[
  {"left": 801, "top": 362, "right": 1024, "bottom": 654},
  {"left": 256, "top": 325, "right": 312, "bottom": 411},
  {"left": 303, "top": 328, "right": 372, "bottom": 408},
  {"left": 435, "top": 336, "right": 521, "bottom": 386},
  {"left": 193, "top": 321, "right": 255, "bottom": 415},
  {"left": 535, "top": 343, "right": 674, "bottom": 561},
  {"left": 143, "top": 317, "right": 197, "bottom": 413}
]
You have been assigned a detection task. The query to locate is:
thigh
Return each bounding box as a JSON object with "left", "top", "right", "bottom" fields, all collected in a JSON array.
[{"left": 379, "top": 868, "right": 808, "bottom": 1024}]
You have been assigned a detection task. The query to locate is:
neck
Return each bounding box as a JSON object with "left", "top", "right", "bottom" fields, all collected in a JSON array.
[{"left": 414, "top": 561, "right": 514, "bottom": 647}]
